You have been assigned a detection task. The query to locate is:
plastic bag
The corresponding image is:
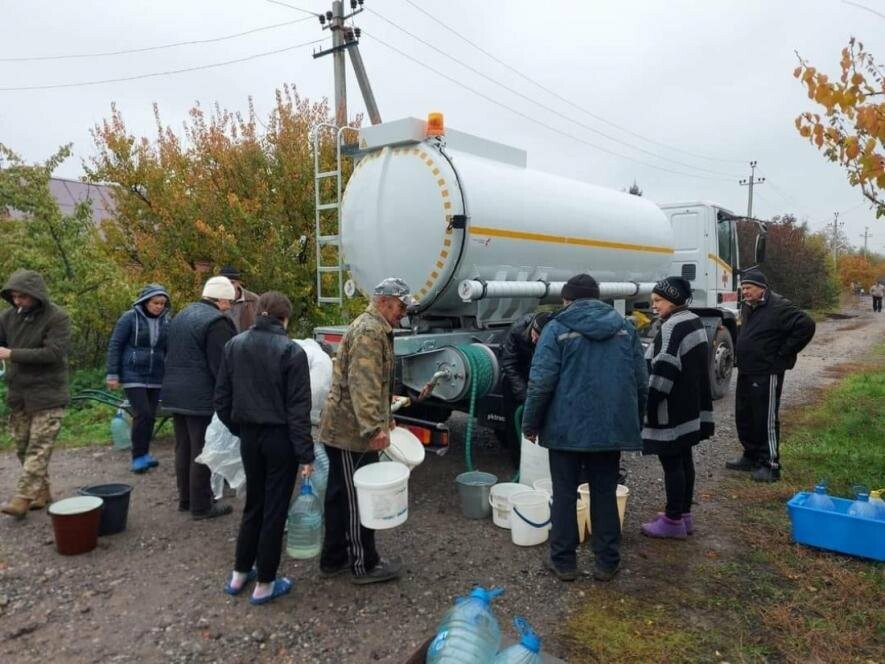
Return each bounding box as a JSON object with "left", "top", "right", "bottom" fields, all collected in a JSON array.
[
  {"left": 294, "top": 338, "right": 333, "bottom": 425},
  {"left": 196, "top": 415, "right": 246, "bottom": 497}
]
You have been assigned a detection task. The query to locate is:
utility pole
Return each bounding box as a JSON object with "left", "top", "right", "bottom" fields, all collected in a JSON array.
[
  {"left": 312, "top": 0, "right": 381, "bottom": 127},
  {"left": 739, "top": 161, "right": 765, "bottom": 218},
  {"left": 828, "top": 212, "right": 844, "bottom": 264},
  {"left": 860, "top": 226, "right": 871, "bottom": 257}
]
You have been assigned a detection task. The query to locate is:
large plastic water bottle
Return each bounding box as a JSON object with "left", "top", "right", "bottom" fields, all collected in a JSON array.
[
  {"left": 870, "top": 490, "right": 885, "bottom": 520},
  {"left": 426, "top": 587, "right": 504, "bottom": 664},
  {"left": 110, "top": 408, "right": 132, "bottom": 451},
  {"left": 311, "top": 442, "right": 330, "bottom": 505},
  {"left": 847, "top": 486, "right": 879, "bottom": 520},
  {"left": 494, "top": 618, "right": 542, "bottom": 664},
  {"left": 805, "top": 481, "right": 835, "bottom": 511},
  {"left": 286, "top": 479, "right": 322, "bottom": 559}
]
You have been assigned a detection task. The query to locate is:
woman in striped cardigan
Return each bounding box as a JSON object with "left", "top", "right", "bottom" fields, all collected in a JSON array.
[{"left": 641, "top": 277, "right": 714, "bottom": 539}]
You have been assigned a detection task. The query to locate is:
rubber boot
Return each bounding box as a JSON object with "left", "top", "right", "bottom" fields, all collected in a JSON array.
[
  {"left": 1, "top": 496, "right": 32, "bottom": 519},
  {"left": 641, "top": 514, "right": 688, "bottom": 539},
  {"left": 29, "top": 483, "right": 53, "bottom": 510}
]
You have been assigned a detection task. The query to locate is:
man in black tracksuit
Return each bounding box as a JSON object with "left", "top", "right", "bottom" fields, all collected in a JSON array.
[
  {"left": 500, "top": 312, "right": 552, "bottom": 468},
  {"left": 727, "top": 269, "right": 815, "bottom": 482}
]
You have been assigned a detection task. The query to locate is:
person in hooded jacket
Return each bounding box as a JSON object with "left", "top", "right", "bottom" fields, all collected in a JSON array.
[
  {"left": 106, "top": 284, "right": 171, "bottom": 473},
  {"left": 0, "top": 270, "right": 72, "bottom": 519},
  {"left": 640, "top": 277, "right": 714, "bottom": 540},
  {"left": 522, "top": 274, "right": 648, "bottom": 583}
]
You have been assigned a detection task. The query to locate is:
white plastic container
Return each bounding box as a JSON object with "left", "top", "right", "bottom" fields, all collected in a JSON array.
[
  {"left": 352, "top": 461, "right": 410, "bottom": 530},
  {"left": 534, "top": 479, "right": 587, "bottom": 542},
  {"left": 531, "top": 478, "right": 553, "bottom": 497},
  {"left": 379, "top": 427, "right": 426, "bottom": 471},
  {"left": 519, "top": 437, "right": 550, "bottom": 488},
  {"left": 509, "top": 490, "right": 551, "bottom": 546},
  {"left": 488, "top": 482, "right": 527, "bottom": 529},
  {"left": 578, "top": 483, "right": 630, "bottom": 532}
]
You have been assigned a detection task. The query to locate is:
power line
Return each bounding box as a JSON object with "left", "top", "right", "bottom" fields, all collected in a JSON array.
[
  {"left": 0, "top": 18, "right": 315, "bottom": 62},
  {"left": 367, "top": 8, "right": 738, "bottom": 179},
  {"left": 265, "top": 0, "right": 322, "bottom": 17},
  {"left": 401, "top": 0, "right": 746, "bottom": 165},
  {"left": 363, "top": 31, "right": 733, "bottom": 182},
  {"left": 842, "top": 0, "right": 885, "bottom": 20},
  {"left": 0, "top": 38, "right": 326, "bottom": 92}
]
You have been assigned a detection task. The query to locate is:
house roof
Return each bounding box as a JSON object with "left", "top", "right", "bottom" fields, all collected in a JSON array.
[{"left": 6, "top": 177, "right": 116, "bottom": 226}]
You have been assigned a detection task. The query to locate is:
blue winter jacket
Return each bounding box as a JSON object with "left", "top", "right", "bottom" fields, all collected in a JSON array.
[
  {"left": 521, "top": 299, "right": 649, "bottom": 452},
  {"left": 106, "top": 284, "right": 171, "bottom": 388}
]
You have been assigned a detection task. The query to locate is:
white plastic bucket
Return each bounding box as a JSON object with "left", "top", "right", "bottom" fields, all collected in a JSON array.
[
  {"left": 519, "top": 437, "right": 550, "bottom": 487},
  {"left": 380, "top": 427, "right": 426, "bottom": 471},
  {"left": 535, "top": 479, "right": 586, "bottom": 540},
  {"left": 532, "top": 478, "right": 553, "bottom": 497},
  {"left": 578, "top": 483, "right": 630, "bottom": 533},
  {"left": 353, "top": 461, "right": 410, "bottom": 530},
  {"left": 488, "top": 482, "right": 526, "bottom": 529},
  {"left": 509, "top": 490, "right": 551, "bottom": 546}
]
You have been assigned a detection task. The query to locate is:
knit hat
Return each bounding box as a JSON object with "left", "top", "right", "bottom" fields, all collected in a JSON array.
[
  {"left": 219, "top": 265, "right": 242, "bottom": 280},
  {"left": 741, "top": 268, "right": 768, "bottom": 289},
  {"left": 561, "top": 274, "right": 600, "bottom": 301},
  {"left": 202, "top": 276, "right": 236, "bottom": 301},
  {"left": 652, "top": 277, "right": 693, "bottom": 306}
]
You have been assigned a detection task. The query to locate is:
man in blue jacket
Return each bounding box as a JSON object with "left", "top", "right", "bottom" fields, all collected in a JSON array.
[{"left": 522, "top": 274, "right": 648, "bottom": 582}]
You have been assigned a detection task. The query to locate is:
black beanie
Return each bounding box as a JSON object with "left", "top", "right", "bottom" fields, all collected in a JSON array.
[
  {"left": 741, "top": 268, "right": 768, "bottom": 289},
  {"left": 652, "top": 277, "right": 693, "bottom": 306},
  {"left": 561, "top": 274, "right": 600, "bottom": 301}
]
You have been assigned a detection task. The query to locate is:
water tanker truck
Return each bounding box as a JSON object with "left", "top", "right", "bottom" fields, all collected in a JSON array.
[{"left": 313, "top": 116, "right": 765, "bottom": 444}]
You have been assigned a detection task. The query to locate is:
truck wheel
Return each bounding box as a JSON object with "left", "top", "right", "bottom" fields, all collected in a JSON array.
[{"left": 709, "top": 327, "right": 734, "bottom": 400}]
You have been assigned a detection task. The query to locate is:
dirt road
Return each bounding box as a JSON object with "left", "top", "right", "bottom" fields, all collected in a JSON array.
[{"left": 1, "top": 303, "right": 882, "bottom": 663}]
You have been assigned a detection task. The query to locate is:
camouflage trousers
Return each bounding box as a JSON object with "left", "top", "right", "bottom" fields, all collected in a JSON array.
[{"left": 9, "top": 408, "right": 64, "bottom": 500}]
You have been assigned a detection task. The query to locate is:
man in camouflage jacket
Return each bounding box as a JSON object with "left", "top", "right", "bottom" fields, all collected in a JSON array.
[{"left": 318, "top": 278, "right": 411, "bottom": 585}]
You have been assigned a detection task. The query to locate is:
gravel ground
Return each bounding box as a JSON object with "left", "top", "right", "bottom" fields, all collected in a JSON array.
[{"left": 0, "top": 302, "right": 882, "bottom": 664}]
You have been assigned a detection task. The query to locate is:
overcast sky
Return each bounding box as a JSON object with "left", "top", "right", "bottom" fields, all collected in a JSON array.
[{"left": 2, "top": 0, "right": 883, "bottom": 252}]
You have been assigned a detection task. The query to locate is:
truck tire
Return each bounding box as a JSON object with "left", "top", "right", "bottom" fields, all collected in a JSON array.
[{"left": 709, "top": 327, "right": 734, "bottom": 400}]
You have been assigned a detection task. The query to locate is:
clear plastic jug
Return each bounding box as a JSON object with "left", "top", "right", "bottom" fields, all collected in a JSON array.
[
  {"left": 847, "top": 485, "right": 879, "bottom": 520},
  {"left": 869, "top": 489, "right": 885, "bottom": 520},
  {"left": 426, "top": 586, "right": 504, "bottom": 664},
  {"left": 286, "top": 479, "right": 322, "bottom": 559},
  {"left": 805, "top": 481, "right": 835, "bottom": 511},
  {"left": 111, "top": 408, "right": 132, "bottom": 451},
  {"left": 493, "top": 617, "right": 542, "bottom": 663},
  {"left": 311, "top": 442, "right": 330, "bottom": 505}
]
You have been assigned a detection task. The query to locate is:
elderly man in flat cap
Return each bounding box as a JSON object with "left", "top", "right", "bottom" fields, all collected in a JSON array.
[{"left": 317, "top": 278, "right": 412, "bottom": 585}]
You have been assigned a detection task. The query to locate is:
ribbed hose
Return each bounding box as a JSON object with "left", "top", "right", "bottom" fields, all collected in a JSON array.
[{"left": 458, "top": 344, "right": 496, "bottom": 472}]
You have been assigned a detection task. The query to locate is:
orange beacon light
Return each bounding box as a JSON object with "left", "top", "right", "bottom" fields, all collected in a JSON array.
[{"left": 426, "top": 112, "right": 445, "bottom": 137}]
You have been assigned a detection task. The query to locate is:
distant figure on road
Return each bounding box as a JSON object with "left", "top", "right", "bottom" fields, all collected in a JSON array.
[
  {"left": 640, "top": 277, "right": 713, "bottom": 540},
  {"left": 500, "top": 311, "right": 552, "bottom": 468},
  {"left": 0, "top": 270, "right": 71, "bottom": 519},
  {"left": 727, "top": 268, "right": 815, "bottom": 482},
  {"left": 215, "top": 291, "right": 314, "bottom": 605},
  {"left": 105, "top": 284, "right": 171, "bottom": 474},
  {"left": 219, "top": 265, "right": 259, "bottom": 333},
  {"left": 870, "top": 281, "right": 884, "bottom": 313},
  {"left": 522, "top": 274, "right": 647, "bottom": 583},
  {"left": 318, "top": 277, "right": 412, "bottom": 585},
  {"left": 162, "top": 276, "right": 237, "bottom": 520}
]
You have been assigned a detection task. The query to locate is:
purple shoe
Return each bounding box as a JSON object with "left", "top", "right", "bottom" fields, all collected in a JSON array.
[
  {"left": 641, "top": 514, "right": 688, "bottom": 539},
  {"left": 657, "top": 512, "right": 694, "bottom": 535}
]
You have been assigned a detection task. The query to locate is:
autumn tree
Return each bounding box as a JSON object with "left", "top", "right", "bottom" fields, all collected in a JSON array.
[
  {"left": 737, "top": 214, "right": 838, "bottom": 309},
  {"left": 86, "top": 86, "right": 361, "bottom": 336},
  {"left": 837, "top": 253, "right": 883, "bottom": 290},
  {"left": 0, "top": 144, "right": 132, "bottom": 365},
  {"left": 794, "top": 38, "right": 885, "bottom": 218}
]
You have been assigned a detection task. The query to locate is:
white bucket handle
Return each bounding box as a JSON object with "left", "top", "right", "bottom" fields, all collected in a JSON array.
[{"left": 512, "top": 505, "right": 551, "bottom": 529}]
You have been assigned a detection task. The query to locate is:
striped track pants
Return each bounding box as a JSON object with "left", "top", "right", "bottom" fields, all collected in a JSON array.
[{"left": 735, "top": 372, "right": 785, "bottom": 469}]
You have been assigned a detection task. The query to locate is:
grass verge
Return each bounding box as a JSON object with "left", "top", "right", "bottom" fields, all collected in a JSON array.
[{"left": 564, "top": 344, "right": 885, "bottom": 663}]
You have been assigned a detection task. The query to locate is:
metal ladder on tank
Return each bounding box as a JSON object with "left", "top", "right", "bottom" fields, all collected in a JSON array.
[{"left": 312, "top": 124, "right": 359, "bottom": 305}]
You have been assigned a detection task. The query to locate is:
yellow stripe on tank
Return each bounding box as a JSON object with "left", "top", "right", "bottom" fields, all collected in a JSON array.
[
  {"left": 470, "top": 226, "right": 674, "bottom": 255},
  {"left": 708, "top": 253, "right": 732, "bottom": 272}
]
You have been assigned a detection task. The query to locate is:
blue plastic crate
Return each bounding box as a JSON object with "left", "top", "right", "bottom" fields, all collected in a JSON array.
[{"left": 787, "top": 492, "right": 885, "bottom": 562}]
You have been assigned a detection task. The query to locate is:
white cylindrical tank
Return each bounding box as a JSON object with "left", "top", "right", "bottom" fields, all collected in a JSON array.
[{"left": 340, "top": 134, "right": 673, "bottom": 318}]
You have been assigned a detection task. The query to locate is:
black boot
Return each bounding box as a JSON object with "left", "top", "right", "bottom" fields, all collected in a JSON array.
[
  {"left": 751, "top": 465, "right": 781, "bottom": 482},
  {"left": 725, "top": 455, "right": 756, "bottom": 471}
]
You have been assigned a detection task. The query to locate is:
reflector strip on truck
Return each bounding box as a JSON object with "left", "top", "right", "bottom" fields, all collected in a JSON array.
[{"left": 469, "top": 225, "right": 674, "bottom": 254}]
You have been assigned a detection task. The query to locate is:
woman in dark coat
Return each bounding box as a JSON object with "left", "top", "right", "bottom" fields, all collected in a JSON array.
[
  {"left": 106, "top": 284, "right": 171, "bottom": 473},
  {"left": 641, "top": 277, "right": 714, "bottom": 539},
  {"left": 214, "top": 291, "right": 314, "bottom": 605}
]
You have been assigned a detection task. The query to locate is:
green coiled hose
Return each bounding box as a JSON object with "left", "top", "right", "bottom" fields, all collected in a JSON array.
[{"left": 457, "top": 344, "right": 496, "bottom": 472}]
